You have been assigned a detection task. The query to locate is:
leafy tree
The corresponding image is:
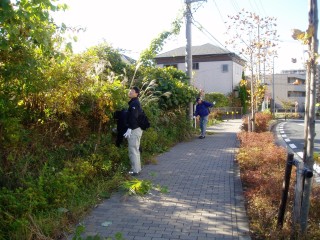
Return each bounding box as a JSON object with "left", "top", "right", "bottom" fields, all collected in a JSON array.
[
  {"left": 239, "top": 71, "right": 249, "bottom": 113},
  {"left": 280, "top": 99, "right": 294, "bottom": 113},
  {"left": 0, "top": 0, "right": 68, "bottom": 135},
  {"left": 139, "top": 16, "right": 183, "bottom": 67},
  {"left": 92, "top": 42, "right": 135, "bottom": 78}
]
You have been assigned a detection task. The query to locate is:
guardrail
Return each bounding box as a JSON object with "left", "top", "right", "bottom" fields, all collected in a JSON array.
[
  {"left": 212, "top": 107, "right": 243, "bottom": 119},
  {"left": 277, "top": 152, "right": 314, "bottom": 230},
  {"left": 275, "top": 108, "right": 296, "bottom": 113}
]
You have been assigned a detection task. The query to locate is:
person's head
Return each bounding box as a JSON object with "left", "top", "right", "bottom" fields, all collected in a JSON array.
[
  {"left": 128, "top": 86, "right": 140, "bottom": 98},
  {"left": 196, "top": 97, "right": 202, "bottom": 104}
]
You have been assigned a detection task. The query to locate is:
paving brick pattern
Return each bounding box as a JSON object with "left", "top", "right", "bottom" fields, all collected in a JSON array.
[{"left": 69, "top": 120, "right": 251, "bottom": 240}]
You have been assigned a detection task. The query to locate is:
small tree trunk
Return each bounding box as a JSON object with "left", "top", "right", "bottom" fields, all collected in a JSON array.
[
  {"left": 301, "top": 0, "right": 318, "bottom": 233},
  {"left": 250, "top": 53, "right": 255, "bottom": 132}
]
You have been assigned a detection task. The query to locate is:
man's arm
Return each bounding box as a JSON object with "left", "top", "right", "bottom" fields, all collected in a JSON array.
[{"left": 204, "top": 101, "right": 214, "bottom": 108}]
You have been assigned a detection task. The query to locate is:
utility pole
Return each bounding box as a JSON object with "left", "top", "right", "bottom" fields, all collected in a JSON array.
[{"left": 185, "top": 0, "right": 206, "bottom": 120}]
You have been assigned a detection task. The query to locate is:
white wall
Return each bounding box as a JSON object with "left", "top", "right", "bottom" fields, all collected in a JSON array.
[
  {"left": 192, "top": 61, "right": 232, "bottom": 94},
  {"left": 157, "top": 60, "right": 243, "bottom": 95},
  {"left": 233, "top": 62, "right": 243, "bottom": 90}
]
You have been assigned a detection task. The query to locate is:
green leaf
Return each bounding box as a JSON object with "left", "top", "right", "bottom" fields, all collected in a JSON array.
[{"left": 57, "top": 207, "right": 69, "bottom": 213}]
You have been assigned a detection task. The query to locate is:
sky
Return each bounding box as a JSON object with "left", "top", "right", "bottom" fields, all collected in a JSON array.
[{"left": 54, "top": 0, "right": 313, "bottom": 73}]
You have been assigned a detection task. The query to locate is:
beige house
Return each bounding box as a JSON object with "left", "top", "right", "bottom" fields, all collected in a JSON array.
[{"left": 154, "top": 43, "right": 246, "bottom": 95}]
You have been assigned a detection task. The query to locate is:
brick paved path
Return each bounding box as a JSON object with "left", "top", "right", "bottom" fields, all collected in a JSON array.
[{"left": 69, "top": 119, "right": 251, "bottom": 240}]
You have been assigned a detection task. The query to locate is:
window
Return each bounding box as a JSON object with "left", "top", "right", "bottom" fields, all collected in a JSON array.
[
  {"left": 222, "top": 64, "right": 228, "bottom": 73},
  {"left": 288, "top": 91, "right": 306, "bottom": 97},
  {"left": 164, "top": 64, "right": 178, "bottom": 69},
  {"left": 193, "top": 62, "right": 199, "bottom": 70},
  {"left": 287, "top": 77, "right": 305, "bottom": 85}
]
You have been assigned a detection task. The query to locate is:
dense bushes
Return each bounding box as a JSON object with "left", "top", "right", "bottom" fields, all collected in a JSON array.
[
  {"left": 138, "top": 66, "right": 197, "bottom": 110},
  {"left": 0, "top": 38, "right": 199, "bottom": 240},
  {"left": 0, "top": 2, "right": 218, "bottom": 239},
  {"left": 203, "top": 92, "right": 230, "bottom": 107},
  {"left": 0, "top": 2, "right": 199, "bottom": 237},
  {"left": 0, "top": 76, "right": 197, "bottom": 239}
]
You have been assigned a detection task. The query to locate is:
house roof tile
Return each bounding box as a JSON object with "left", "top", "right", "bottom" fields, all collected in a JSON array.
[{"left": 155, "top": 43, "right": 231, "bottom": 58}]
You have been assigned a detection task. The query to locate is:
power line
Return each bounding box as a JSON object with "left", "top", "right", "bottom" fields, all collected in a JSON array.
[
  {"left": 190, "top": 14, "right": 248, "bottom": 62},
  {"left": 229, "top": 0, "right": 240, "bottom": 13},
  {"left": 253, "top": 0, "right": 262, "bottom": 15},
  {"left": 187, "top": 1, "right": 251, "bottom": 63},
  {"left": 191, "top": 15, "right": 225, "bottom": 48},
  {"left": 258, "top": 0, "right": 267, "bottom": 16},
  {"left": 212, "top": 0, "right": 227, "bottom": 28},
  {"left": 248, "top": 0, "right": 259, "bottom": 14},
  {"left": 190, "top": 3, "right": 253, "bottom": 63}
]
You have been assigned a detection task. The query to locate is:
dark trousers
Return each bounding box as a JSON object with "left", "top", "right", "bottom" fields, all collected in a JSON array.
[{"left": 116, "top": 128, "right": 126, "bottom": 147}]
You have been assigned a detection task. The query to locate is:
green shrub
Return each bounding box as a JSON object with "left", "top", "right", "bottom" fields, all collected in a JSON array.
[
  {"left": 204, "top": 92, "right": 229, "bottom": 107},
  {"left": 140, "top": 66, "right": 198, "bottom": 110}
]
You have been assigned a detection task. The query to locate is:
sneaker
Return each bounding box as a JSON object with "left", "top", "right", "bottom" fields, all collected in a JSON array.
[{"left": 199, "top": 136, "right": 205, "bottom": 139}]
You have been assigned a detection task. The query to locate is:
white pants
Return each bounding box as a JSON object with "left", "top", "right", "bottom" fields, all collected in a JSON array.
[{"left": 128, "top": 127, "right": 143, "bottom": 173}]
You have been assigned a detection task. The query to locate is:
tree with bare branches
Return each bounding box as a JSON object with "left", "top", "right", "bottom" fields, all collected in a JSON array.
[{"left": 225, "top": 10, "right": 279, "bottom": 131}]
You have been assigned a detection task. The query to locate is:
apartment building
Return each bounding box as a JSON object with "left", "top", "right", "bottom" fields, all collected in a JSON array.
[
  {"left": 265, "top": 73, "right": 306, "bottom": 112},
  {"left": 281, "top": 66, "right": 320, "bottom": 103}
]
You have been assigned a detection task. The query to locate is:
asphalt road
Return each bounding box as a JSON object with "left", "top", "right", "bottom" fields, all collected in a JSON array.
[
  {"left": 277, "top": 119, "right": 320, "bottom": 157},
  {"left": 275, "top": 119, "right": 320, "bottom": 183}
]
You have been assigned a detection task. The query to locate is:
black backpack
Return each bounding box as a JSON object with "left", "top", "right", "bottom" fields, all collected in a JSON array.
[{"left": 138, "top": 110, "right": 150, "bottom": 130}]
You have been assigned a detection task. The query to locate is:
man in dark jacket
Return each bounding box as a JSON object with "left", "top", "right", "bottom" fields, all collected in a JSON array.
[
  {"left": 123, "top": 86, "right": 143, "bottom": 176},
  {"left": 194, "top": 97, "right": 214, "bottom": 139}
]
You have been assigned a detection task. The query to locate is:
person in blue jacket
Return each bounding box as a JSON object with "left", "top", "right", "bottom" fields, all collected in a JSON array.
[{"left": 194, "top": 97, "right": 214, "bottom": 139}]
